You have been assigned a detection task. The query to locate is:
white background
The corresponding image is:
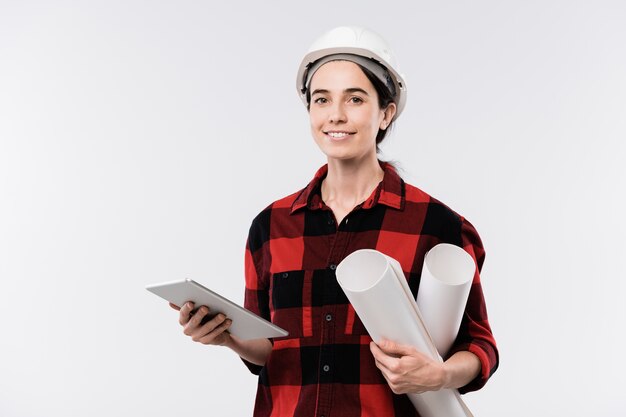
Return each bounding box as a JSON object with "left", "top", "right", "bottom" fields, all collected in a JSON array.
[{"left": 1, "top": 1, "right": 625, "bottom": 416}]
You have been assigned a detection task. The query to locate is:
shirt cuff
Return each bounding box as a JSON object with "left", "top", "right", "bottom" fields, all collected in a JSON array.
[
  {"left": 447, "top": 341, "right": 497, "bottom": 394},
  {"left": 241, "top": 357, "right": 264, "bottom": 375},
  {"left": 239, "top": 338, "right": 273, "bottom": 375}
]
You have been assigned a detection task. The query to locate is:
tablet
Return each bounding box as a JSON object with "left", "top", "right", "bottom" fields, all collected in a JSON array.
[{"left": 146, "top": 279, "right": 288, "bottom": 340}]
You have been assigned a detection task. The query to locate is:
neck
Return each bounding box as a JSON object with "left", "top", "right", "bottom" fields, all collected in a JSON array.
[{"left": 321, "top": 154, "right": 385, "bottom": 209}]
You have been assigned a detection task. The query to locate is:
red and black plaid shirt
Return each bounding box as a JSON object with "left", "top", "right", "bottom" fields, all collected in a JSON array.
[{"left": 243, "top": 161, "right": 498, "bottom": 417}]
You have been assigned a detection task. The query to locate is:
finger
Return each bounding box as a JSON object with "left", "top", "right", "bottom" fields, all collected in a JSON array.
[
  {"left": 373, "top": 357, "right": 392, "bottom": 377},
  {"left": 374, "top": 356, "right": 418, "bottom": 394},
  {"left": 198, "top": 319, "right": 232, "bottom": 345},
  {"left": 199, "top": 313, "right": 226, "bottom": 334},
  {"left": 370, "top": 341, "right": 385, "bottom": 360},
  {"left": 186, "top": 305, "right": 211, "bottom": 331},
  {"left": 169, "top": 302, "right": 181, "bottom": 311},
  {"left": 370, "top": 341, "right": 388, "bottom": 361},
  {"left": 196, "top": 318, "right": 231, "bottom": 344},
  {"left": 377, "top": 339, "right": 416, "bottom": 357},
  {"left": 373, "top": 359, "right": 402, "bottom": 392},
  {"left": 179, "top": 301, "right": 195, "bottom": 325},
  {"left": 370, "top": 342, "right": 400, "bottom": 373},
  {"left": 193, "top": 313, "right": 226, "bottom": 339}
]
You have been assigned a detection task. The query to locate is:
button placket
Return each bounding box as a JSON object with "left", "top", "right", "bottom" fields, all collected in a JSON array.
[
  {"left": 317, "top": 206, "right": 349, "bottom": 416},
  {"left": 326, "top": 211, "right": 336, "bottom": 229}
]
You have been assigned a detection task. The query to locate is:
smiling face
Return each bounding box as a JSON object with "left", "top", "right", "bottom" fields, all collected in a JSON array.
[{"left": 308, "top": 60, "right": 395, "bottom": 162}]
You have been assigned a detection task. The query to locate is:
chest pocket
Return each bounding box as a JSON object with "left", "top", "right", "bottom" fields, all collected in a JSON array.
[{"left": 270, "top": 270, "right": 314, "bottom": 339}]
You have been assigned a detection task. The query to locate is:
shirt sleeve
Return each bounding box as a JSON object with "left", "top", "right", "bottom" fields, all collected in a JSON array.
[
  {"left": 446, "top": 217, "right": 499, "bottom": 394},
  {"left": 240, "top": 214, "right": 272, "bottom": 375}
]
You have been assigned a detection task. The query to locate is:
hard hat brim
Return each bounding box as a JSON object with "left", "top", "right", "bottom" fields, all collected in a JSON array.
[{"left": 296, "top": 46, "right": 407, "bottom": 120}]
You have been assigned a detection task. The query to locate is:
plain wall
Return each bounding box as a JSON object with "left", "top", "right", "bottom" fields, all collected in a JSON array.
[{"left": 1, "top": 1, "right": 625, "bottom": 415}]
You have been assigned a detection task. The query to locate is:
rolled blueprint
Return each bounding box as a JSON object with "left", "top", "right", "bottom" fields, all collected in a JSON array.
[
  {"left": 417, "top": 243, "right": 476, "bottom": 356},
  {"left": 336, "top": 248, "right": 474, "bottom": 417}
]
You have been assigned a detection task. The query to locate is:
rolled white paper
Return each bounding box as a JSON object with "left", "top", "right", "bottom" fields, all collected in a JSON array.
[
  {"left": 417, "top": 243, "right": 476, "bottom": 356},
  {"left": 336, "top": 249, "right": 439, "bottom": 358},
  {"left": 336, "top": 249, "right": 473, "bottom": 417}
]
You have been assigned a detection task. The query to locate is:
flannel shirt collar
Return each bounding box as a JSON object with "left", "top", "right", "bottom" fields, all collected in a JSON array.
[{"left": 290, "top": 161, "right": 405, "bottom": 214}]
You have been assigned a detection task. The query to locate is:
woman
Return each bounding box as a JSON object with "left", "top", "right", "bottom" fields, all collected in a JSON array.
[{"left": 172, "top": 26, "right": 498, "bottom": 416}]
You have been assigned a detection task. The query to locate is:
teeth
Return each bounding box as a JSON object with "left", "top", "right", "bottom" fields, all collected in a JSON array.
[{"left": 328, "top": 132, "right": 350, "bottom": 138}]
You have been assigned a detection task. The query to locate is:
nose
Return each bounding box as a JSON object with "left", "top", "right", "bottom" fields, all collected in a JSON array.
[{"left": 328, "top": 102, "right": 347, "bottom": 124}]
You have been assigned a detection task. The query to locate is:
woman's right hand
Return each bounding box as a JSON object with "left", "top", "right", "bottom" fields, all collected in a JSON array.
[{"left": 169, "top": 301, "right": 232, "bottom": 346}]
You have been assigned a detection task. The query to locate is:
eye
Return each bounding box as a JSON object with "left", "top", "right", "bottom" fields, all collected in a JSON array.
[
  {"left": 313, "top": 97, "right": 328, "bottom": 104},
  {"left": 349, "top": 96, "right": 363, "bottom": 104}
]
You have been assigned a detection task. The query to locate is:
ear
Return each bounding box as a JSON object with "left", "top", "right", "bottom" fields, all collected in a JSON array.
[{"left": 380, "top": 103, "right": 397, "bottom": 130}]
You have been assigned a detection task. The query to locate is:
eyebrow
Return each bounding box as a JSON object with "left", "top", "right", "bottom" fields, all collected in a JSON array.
[{"left": 311, "top": 87, "right": 370, "bottom": 96}]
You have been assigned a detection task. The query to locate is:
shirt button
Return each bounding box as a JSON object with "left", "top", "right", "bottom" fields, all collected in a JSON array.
[
  {"left": 325, "top": 314, "right": 332, "bottom": 322},
  {"left": 323, "top": 365, "right": 330, "bottom": 372},
  {"left": 282, "top": 272, "right": 288, "bottom": 278},
  {"left": 327, "top": 218, "right": 334, "bottom": 225},
  {"left": 329, "top": 264, "right": 337, "bottom": 270}
]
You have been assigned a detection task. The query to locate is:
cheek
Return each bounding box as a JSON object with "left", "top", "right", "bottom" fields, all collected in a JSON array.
[
  {"left": 354, "top": 110, "right": 381, "bottom": 133},
  {"left": 309, "top": 109, "right": 321, "bottom": 128},
  {"left": 309, "top": 112, "right": 324, "bottom": 142},
  {"left": 310, "top": 110, "right": 330, "bottom": 137}
]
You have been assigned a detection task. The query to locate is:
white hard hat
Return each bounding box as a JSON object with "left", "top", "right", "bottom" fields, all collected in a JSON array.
[{"left": 296, "top": 26, "right": 407, "bottom": 120}]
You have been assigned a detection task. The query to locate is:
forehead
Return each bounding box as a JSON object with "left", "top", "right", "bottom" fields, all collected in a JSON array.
[{"left": 309, "top": 60, "right": 375, "bottom": 92}]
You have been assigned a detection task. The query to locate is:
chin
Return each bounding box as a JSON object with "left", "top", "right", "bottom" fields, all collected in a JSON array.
[
  {"left": 314, "top": 138, "right": 374, "bottom": 162},
  {"left": 317, "top": 145, "right": 350, "bottom": 159},
  {"left": 322, "top": 149, "right": 369, "bottom": 162}
]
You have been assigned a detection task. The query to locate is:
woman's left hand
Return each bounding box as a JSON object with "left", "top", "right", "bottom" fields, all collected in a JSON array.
[{"left": 370, "top": 340, "right": 449, "bottom": 394}]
